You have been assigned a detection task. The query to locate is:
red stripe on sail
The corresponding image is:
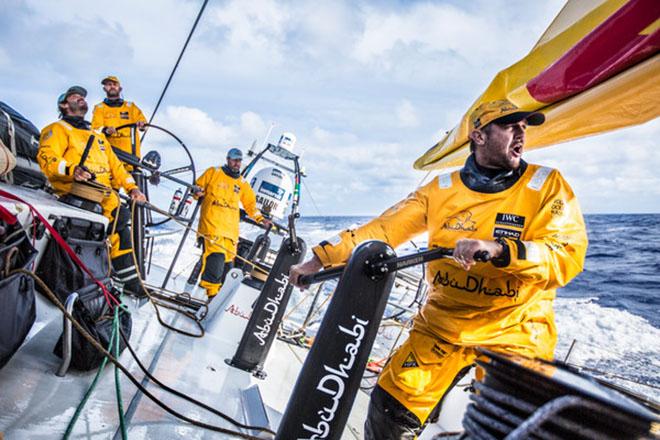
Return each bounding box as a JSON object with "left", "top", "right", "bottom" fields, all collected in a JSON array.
[{"left": 527, "top": 0, "right": 660, "bottom": 104}]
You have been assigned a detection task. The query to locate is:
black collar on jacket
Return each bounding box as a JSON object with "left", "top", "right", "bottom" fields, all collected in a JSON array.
[
  {"left": 459, "top": 154, "right": 527, "bottom": 193},
  {"left": 221, "top": 165, "right": 240, "bottom": 179},
  {"left": 103, "top": 98, "right": 125, "bottom": 107},
  {"left": 61, "top": 115, "right": 91, "bottom": 130}
]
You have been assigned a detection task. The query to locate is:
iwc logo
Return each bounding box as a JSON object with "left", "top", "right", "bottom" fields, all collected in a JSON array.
[{"left": 442, "top": 210, "right": 477, "bottom": 232}]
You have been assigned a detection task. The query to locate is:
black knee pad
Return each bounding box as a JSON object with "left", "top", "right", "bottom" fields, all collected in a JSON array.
[
  {"left": 201, "top": 252, "right": 226, "bottom": 284},
  {"left": 220, "top": 261, "right": 233, "bottom": 283},
  {"left": 364, "top": 385, "right": 422, "bottom": 440}
]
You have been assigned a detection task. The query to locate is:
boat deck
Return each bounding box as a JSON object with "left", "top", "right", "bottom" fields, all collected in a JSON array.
[{"left": 0, "top": 266, "right": 372, "bottom": 439}]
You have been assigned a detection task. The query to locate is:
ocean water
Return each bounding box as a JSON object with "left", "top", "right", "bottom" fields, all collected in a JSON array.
[
  {"left": 151, "top": 214, "right": 660, "bottom": 401},
  {"left": 291, "top": 214, "right": 660, "bottom": 402}
]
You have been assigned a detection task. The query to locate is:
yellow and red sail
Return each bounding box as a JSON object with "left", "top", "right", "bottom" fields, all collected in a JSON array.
[{"left": 414, "top": 0, "right": 660, "bottom": 170}]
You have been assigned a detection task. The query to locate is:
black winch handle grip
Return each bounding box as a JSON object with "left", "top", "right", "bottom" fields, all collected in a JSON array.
[
  {"left": 77, "top": 135, "right": 96, "bottom": 180},
  {"left": 297, "top": 247, "right": 491, "bottom": 287},
  {"left": 298, "top": 266, "right": 344, "bottom": 287},
  {"left": 474, "top": 250, "right": 491, "bottom": 262}
]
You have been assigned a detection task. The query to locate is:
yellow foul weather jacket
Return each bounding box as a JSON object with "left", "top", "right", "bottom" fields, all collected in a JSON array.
[
  {"left": 91, "top": 100, "right": 147, "bottom": 158},
  {"left": 313, "top": 163, "right": 588, "bottom": 357},
  {"left": 38, "top": 120, "right": 138, "bottom": 218},
  {"left": 195, "top": 166, "right": 264, "bottom": 246}
]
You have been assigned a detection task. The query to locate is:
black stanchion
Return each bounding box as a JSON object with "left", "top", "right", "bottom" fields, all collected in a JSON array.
[
  {"left": 275, "top": 240, "right": 397, "bottom": 440},
  {"left": 228, "top": 237, "right": 306, "bottom": 377}
]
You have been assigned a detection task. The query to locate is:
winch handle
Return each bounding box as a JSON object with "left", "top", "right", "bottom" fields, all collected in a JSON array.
[
  {"left": 298, "top": 247, "right": 491, "bottom": 287},
  {"left": 77, "top": 135, "right": 96, "bottom": 180}
]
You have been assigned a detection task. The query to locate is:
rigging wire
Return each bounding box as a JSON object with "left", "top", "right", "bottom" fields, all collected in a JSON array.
[
  {"left": 302, "top": 179, "right": 323, "bottom": 217},
  {"left": 142, "top": 0, "right": 210, "bottom": 142},
  {"left": 16, "top": 268, "right": 267, "bottom": 439}
]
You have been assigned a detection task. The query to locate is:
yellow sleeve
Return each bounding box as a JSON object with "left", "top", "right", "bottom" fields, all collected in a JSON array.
[
  {"left": 37, "top": 124, "right": 74, "bottom": 178},
  {"left": 492, "top": 170, "right": 588, "bottom": 290},
  {"left": 106, "top": 135, "right": 138, "bottom": 192},
  {"left": 133, "top": 104, "right": 147, "bottom": 123},
  {"left": 313, "top": 181, "right": 430, "bottom": 268},
  {"left": 91, "top": 105, "right": 104, "bottom": 130},
  {"left": 193, "top": 167, "right": 213, "bottom": 199},
  {"left": 240, "top": 180, "right": 264, "bottom": 223}
]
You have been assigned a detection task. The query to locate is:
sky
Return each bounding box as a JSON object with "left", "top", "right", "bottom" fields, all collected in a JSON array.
[{"left": 1, "top": 0, "right": 658, "bottom": 216}]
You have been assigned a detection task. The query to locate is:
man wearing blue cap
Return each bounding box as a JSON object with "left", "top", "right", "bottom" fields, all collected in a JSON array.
[{"left": 191, "top": 148, "right": 271, "bottom": 297}]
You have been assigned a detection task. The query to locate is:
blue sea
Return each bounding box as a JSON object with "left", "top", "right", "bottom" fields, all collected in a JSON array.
[
  {"left": 152, "top": 213, "right": 660, "bottom": 401},
  {"left": 293, "top": 214, "right": 660, "bottom": 324},
  {"left": 290, "top": 214, "right": 660, "bottom": 400}
]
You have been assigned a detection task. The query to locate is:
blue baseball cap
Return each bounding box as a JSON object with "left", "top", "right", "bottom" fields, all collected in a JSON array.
[
  {"left": 227, "top": 148, "right": 243, "bottom": 160},
  {"left": 57, "top": 85, "right": 87, "bottom": 105}
]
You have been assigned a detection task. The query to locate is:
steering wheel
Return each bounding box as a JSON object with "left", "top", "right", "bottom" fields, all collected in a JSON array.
[{"left": 115, "top": 123, "right": 196, "bottom": 227}]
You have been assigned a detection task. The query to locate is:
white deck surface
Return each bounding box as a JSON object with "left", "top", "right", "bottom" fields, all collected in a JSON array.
[{"left": 0, "top": 265, "right": 371, "bottom": 439}]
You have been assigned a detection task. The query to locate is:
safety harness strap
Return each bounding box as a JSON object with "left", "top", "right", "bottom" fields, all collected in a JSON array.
[{"left": 0, "top": 189, "right": 119, "bottom": 306}]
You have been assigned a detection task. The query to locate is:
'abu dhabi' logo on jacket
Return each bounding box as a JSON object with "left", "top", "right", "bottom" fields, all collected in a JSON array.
[{"left": 442, "top": 210, "right": 477, "bottom": 232}]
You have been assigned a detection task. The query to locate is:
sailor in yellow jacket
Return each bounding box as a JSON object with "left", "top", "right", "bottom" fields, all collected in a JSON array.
[
  {"left": 192, "top": 148, "right": 271, "bottom": 297},
  {"left": 290, "top": 100, "right": 588, "bottom": 439},
  {"left": 38, "top": 85, "right": 148, "bottom": 296},
  {"left": 91, "top": 76, "right": 147, "bottom": 166}
]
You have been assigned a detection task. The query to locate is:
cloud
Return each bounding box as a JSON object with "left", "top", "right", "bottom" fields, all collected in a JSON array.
[
  {"left": 138, "top": 106, "right": 272, "bottom": 189},
  {"left": 527, "top": 119, "right": 660, "bottom": 213},
  {"left": 396, "top": 100, "right": 419, "bottom": 127},
  {"left": 1, "top": 0, "right": 656, "bottom": 215},
  {"left": 353, "top": 3, "right": 490, "bottom": 65},
  {"left": 207, "top": 0, "right": 290, "bottom": 65}
]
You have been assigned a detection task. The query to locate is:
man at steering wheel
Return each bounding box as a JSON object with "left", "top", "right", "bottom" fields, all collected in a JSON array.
[{"left": 91, "top": 75, "right": 147, "bottom": 171}]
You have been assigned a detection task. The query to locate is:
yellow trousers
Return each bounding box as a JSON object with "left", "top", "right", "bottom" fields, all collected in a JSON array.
[
  {"left": 198, "top": 235, "right": 236, "bottom": 296},
  {"left": 378, "top": 323, "right": 556, "bottom": 423}
]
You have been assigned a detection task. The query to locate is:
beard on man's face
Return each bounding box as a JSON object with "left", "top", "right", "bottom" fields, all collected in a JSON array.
[
  {"left": 106, "top": 89, "right": 120, "bottom": 98},
  {"left": 68, "top": 99, "right": 88, "bottom": 115}
]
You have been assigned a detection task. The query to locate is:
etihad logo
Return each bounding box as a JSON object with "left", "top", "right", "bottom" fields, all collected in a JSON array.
[
  {"left": 495, "top": 213, "right": 525, "bottom": 228},
  {"left": 442, "top": 210, "right": 476, "bottom": 232},
  {"left": 493, "top": 227, "right": 521, "bottom": 239}
]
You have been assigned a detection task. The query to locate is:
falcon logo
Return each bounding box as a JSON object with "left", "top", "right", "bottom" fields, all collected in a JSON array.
[
  {"left": 234, "top": 184, "right": 240, "bottom": 194},
  {"left": 442, "top": 210, "right": 477, "bottom": 232},
  {"left": 120, "top": 111, "right": 129, "bottom": 119},
  {"left": 401, "top": 352, "right": 418, "bottom": 368}
]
